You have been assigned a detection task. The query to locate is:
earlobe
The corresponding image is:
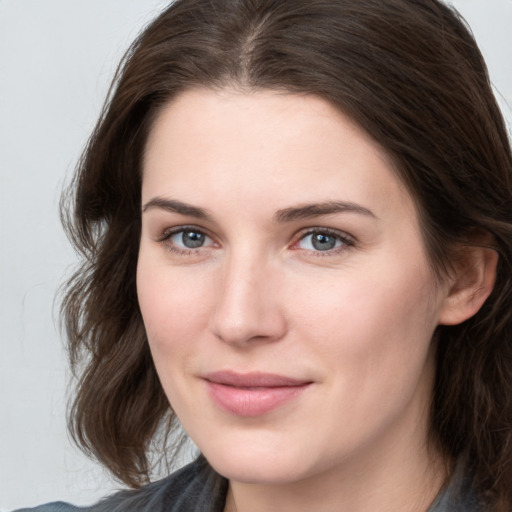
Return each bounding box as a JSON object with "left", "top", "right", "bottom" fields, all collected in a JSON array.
[{"left": 438, "top": 243, "right": 498, "bottom": 326}]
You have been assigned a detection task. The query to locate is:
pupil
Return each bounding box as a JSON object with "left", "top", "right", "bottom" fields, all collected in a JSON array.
[
  {"left": 312, "top": 233, "right": 336, "bottom": 251},
  {"left": 182, "top": 231, "right": 205, "bottom": 248}
]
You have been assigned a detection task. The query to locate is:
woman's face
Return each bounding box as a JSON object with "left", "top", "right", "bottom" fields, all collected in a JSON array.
[{"left": 137, "top": 88, "right": 450, "bottom": 485}]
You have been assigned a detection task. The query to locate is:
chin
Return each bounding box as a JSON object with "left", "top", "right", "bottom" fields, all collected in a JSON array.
[
  {"left": 198, "top": 434, "right": 321, "bottom": 485},
  {"left": 210, "top": 456, "right": 309, "bottom": 485}
]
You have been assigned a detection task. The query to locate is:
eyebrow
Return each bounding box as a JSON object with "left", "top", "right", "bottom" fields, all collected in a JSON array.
[
  {"left": 142, "top": 197, "right": 213, "bottom": 220},
  {"left": 273, "top": 201, "right": 376, "bottom": 223},
  {"left": 142, "top": 197, "right": 376, "bottom": 222}
]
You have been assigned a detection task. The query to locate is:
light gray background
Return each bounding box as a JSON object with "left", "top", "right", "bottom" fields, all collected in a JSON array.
[{"left": 1, "top": 0, "right": 511, "bottom": 510}]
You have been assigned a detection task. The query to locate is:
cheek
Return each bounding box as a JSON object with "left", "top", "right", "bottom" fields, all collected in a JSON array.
[
  {"left": 136, "top": 259, "right": 217, "bottom": 415},
  {"left": 136, "top": 258, "right": 213, "bottom": 356},
  {"left": 292, "top": 257, "right": 438, "bottom": 386},
  {"left": 290, "top": 268, "right": 438, "bottom": 452}
]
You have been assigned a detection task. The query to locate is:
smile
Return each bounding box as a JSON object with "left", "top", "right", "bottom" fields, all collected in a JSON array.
[{"left": 203, "top": 371, "right": 313, "bottom": 417}]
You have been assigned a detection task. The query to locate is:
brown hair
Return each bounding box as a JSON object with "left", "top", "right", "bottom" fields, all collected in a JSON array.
[{"left": 62, "top": 0, "right": 512, "bottom": 509}]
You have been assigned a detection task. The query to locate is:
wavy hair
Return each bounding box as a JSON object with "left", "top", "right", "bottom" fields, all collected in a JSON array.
[{"left": 62, "top": 0, "right": 512, "bottom": 509}]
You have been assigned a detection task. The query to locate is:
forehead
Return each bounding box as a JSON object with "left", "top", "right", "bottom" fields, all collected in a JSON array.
[{"left": 142, "top": 88, "right": 415, "bottom": 223}]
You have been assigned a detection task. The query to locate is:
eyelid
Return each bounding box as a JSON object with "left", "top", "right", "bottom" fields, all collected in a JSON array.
[
  {"left": 157, "top": 224, "right": 212, "bottom": 242},
  {"left": 156, "top": 225, "right": 219, "bottom": 255},
  {"left": 154, "top": 224, "right": 355, "bottom": 256},
  {"left": 290, "top": 227, "right": 356, "bottom": 253}
]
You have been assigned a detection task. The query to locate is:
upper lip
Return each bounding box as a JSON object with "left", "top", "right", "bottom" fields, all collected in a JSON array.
[{"left": 203, "top": 371, "right": 312, "bottom": 388}]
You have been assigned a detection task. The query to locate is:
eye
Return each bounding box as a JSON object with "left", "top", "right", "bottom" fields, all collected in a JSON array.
[
  {"left": 294, "top": 229, "right": 354, "bottom": 253},
  {"left": 160, "top": 227, "right": 216, "bottom": 253},
  {"left": 171, "top": 229, "right": 209, "bottom": 249}
]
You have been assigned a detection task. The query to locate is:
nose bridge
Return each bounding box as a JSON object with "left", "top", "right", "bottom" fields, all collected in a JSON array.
[{"left": 210, "top": 245, "right": 286, "bottom": 346}]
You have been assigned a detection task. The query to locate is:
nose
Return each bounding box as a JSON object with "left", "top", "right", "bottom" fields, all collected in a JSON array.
[{"left": 209, "top": 252, "right": 287, "bottom": 347}]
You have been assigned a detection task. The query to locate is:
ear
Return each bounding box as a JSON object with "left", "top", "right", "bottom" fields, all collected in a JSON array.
[{"left": 438, "top": 238, "right": 498, "bottom": 326}]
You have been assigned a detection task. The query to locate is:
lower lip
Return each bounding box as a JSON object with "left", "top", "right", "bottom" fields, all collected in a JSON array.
[{"left": 205, "top": 381, "right": 310, "bottom": 417}]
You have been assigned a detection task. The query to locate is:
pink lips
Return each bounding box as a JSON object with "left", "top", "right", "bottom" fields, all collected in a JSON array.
[{"left": 203, "top": 371, "right": 312, "bottom": 417}]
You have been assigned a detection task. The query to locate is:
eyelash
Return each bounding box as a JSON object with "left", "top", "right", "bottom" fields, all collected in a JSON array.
[
  {"left": 291, "top": 227, "right": 355, "bottom": 257},
  {"left": 157, "top": 226, "right": 355, "bottom": 256},
  {"left": 157, "top": 225, "right": 216, "bottom": 256}
]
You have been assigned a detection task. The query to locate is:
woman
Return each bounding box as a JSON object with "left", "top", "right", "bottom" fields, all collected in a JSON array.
[{"left": 19, "top": 0, "right": 512, "bottom": 510}]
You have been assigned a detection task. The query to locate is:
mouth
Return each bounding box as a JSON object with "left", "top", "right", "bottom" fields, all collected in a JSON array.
[{"left": 203, "top": 371, "right": 313, "bottom": 417}]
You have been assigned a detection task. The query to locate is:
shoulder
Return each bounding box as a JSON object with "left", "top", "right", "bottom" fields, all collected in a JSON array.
[
  {"left": 428, "top": 469, "right": 484, "bottom": 512},
  {"left": 13, "top": 504, "right": 82, "bottom": 512},
  {"left": 15, "top": 457, "right": 228, "bottom": 512}
]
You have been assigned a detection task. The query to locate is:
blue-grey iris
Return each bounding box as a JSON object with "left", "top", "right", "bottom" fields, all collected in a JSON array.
[
  {"left": 312, "top": 233, "right": 337, "bottom": 251},
  {"left": 182, "top": 231, "right": 205, "bottom": 248}
]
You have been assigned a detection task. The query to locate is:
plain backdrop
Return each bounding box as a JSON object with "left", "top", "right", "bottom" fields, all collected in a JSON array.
[{"left": 0, "top": 0, "right": 511, "bottom": 510}]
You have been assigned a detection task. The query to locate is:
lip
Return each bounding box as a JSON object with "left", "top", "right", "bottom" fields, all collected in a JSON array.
[{"left": 203, "top": 371, "right": 312, "bottom": 417}]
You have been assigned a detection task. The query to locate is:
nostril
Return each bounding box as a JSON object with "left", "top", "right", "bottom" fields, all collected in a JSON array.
[{"left": 210, "top": 304, "right": 287, "bottom": 347}]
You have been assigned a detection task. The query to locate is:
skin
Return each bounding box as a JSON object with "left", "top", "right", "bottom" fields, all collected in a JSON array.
[{"left": 137, "top": 88, "right": 494, "bottom": 512}]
